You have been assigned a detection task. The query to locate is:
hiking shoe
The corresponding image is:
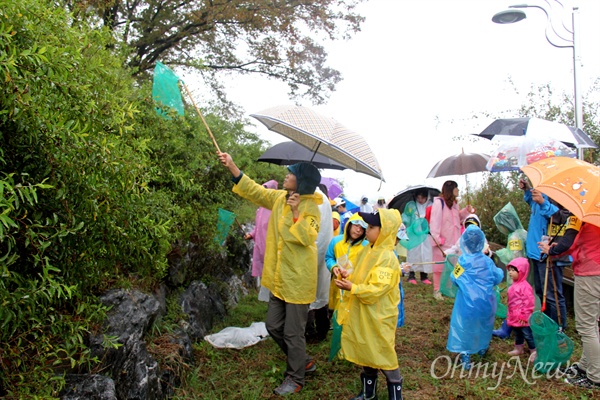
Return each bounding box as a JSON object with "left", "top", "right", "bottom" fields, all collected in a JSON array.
[
  {"left": 305, "top": 359, "right": 317, "bottom": 373},
  {"left": 408, "top": 279, "right": 417, "bottom": 285},
  {"left": 562, "top": 363, "right": 586, "bottom": 379},
  {"left": 273, "top": 376, "right": 302, "bottom": 396},
  {"left": 565, "top": 375, "right": 600, "bottom": 389},
  {"left": 422, "top": 279, "right": 432, "bottom": 285}
]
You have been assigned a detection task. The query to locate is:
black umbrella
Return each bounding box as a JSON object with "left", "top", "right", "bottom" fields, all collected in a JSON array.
[
  {"left": 476, "top": 117, "right": 598, "bottom": 149},
  {"left": 388, "top": 185, "right": 441, "bottom": 214},
  {"left": 257, "top": 141, "right": 347, "bottom": 170}
]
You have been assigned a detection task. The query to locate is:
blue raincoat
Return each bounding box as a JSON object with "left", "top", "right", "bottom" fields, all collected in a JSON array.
[{"left": 447, "top": 226, "right": 504, "bottom": 355}]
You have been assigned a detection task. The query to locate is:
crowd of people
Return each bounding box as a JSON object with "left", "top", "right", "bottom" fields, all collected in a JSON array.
[{"left": 217, "top": 151, "right": 600, "bottom": 397}]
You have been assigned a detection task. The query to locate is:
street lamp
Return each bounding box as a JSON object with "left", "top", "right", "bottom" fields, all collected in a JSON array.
[{"left": 492, "top": 1, "right": 584, "bottom": 159}]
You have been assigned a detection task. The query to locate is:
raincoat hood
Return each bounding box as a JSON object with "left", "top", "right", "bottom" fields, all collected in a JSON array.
[
  {"left": 507, "top": 257, "right": 529, "bottom": 283},
  {"left": 263, "top": 179, "right": 278, "bottom": 190},
  {"left": 287, "top": 162, "right": 321, "bottom": 195},
  {"left": 463, "top": 214, "right": 481, "bottom": 229},
  {"left": 375, "top": 208, "right": 402, "bottom": 249},
  {"left": 344, "top": 213, "right": 367, "bottom": 242},
  {"left": 332, "top": 211, "right": 341, "bottom": 222},
  {"left": 459, "top": 225, "right": 485, "bottom": 255}
]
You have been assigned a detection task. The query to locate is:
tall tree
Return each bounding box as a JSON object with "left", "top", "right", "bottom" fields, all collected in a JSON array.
[{"left": 69, "top": 0, "right": 366, "bottom": 111}]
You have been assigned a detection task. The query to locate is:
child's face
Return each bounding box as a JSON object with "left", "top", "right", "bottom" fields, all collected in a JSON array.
[
  {"left": 508, "top": 267, "right": 519, "bottom": 281},
  {"left": 416, "top": 194, "right": 427, "bottom": 204},
  {"left": 349, "top": 224, "right": 365, "bottom": 240},
  {"left": 365, "top": 225, "right": 380, "bottom": 244}
]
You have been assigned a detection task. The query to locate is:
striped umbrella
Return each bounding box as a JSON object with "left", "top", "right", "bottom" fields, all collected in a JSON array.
[{"left": 251, "top": 105, "right": 384, "bottom": 181}]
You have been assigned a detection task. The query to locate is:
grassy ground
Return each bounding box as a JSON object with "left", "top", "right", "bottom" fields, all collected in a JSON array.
[{"left": 173, "top": 277, "right": 595, "bottom": 399}]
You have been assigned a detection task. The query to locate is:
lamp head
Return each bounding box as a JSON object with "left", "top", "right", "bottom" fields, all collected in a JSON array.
[{"left": 492, "top": 9, "right": 527, "bottom": 24}]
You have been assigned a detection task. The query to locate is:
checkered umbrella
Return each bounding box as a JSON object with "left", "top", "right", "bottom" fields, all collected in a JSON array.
[{"left": 251, "top": 105, "right": 384, "bottom": 181}]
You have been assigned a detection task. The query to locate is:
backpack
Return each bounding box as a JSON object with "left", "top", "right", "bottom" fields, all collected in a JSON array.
[{"left": 425, "top": 198, "right": 444, "bottom": 223}]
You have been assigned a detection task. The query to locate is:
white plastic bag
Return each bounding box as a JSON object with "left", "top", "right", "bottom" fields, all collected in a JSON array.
[{"left": 204, "top": 322, "right": 269, "bottom": 349}]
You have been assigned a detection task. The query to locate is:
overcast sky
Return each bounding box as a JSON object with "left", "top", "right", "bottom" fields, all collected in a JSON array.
[{"left": 195, "top": 0, "right": 600, "bottom": 205}]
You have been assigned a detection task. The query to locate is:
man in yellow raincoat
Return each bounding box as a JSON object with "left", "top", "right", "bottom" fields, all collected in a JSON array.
[
  {"left": 218, "top": 152, "right": 322, "bottom": 396},
  {"left": 334, "top": 208, "right": 404, "bottom": 400}
]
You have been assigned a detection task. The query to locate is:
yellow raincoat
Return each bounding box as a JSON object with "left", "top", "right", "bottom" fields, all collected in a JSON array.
[
  {"left": 332, "top": 211, "right": 341, "bottom": 237},
  {"left": 339, "top": 208, "right": 402, "bottom": 370},
  {"left": 233, "top": 174, "right": 322, "bottom": 304},
  {"left": 326, "top": 213, "right": 368, "bottom": 310}
]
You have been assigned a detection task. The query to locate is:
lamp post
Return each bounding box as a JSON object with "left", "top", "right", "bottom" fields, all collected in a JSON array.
[{"left": 492, "top": 2, "right": 584, "bottom": 160}]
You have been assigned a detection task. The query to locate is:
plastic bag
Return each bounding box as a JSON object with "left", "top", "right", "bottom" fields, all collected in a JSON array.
[
  {"left": 494, "top": 202, "right": 523, "bottom": 235},
  {"left": 204, "top": 322, "right": 269, "bottom": 349}
]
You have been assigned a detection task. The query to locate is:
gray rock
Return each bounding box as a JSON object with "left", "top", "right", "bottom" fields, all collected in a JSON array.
[
  {"left": 60, "top": 374, "right": 116, "bottom": 400},
  {"left": 180, "top": 281, "right": 226, "bottom": 341}
]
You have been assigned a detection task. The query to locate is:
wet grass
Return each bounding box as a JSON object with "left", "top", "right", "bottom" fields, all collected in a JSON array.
[{"left": 174, "top": 278, "right": 595, "bottom": 399}]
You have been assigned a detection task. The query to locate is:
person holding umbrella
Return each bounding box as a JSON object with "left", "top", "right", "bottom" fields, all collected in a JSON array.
[{"left": 217, "top": 151, "right": 322, "bottom": 396}]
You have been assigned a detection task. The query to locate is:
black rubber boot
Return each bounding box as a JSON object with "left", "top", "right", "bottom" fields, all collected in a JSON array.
[
  {"left": 350, "top": 373, "right": 378, "bottom": 400},
  {"left": 387, "top": 378, "right": 403, "bottom": 400}
]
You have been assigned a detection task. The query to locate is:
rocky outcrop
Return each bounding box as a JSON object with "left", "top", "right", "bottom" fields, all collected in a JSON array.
[{"left": 60, "top": 233, "right": 253, "bottom": 399}]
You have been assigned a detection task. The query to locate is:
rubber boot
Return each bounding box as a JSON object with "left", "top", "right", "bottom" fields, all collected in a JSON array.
[
  {"left": 350, "top": 373, "right": 378, "bottom": 400},
  {"left": 492, "top": 319, "right": 513, "bottom": 339},
  {"left": 528, "top": 349, "right": 537, "bottom": 364},
  {"left": 508, "top": 344, "right": 525, "bottom": 356},
  {"left": 460, "top": 353, "right": 471, "bottom": 370},
  {"left": 387, "top": 378, "right": 403, "bottom": 400}
]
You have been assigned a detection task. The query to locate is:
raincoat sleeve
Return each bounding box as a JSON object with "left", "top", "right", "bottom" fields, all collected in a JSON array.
[
  {"left": 288, "top": 200, "right": 320, "bottom": 247},
  {"left": 511, "top": 284, "right": 535, "bottom": 324},
  {"left": 326, "top": 236, "right": 341, "bottom": 271},
  {"left": 523, "top": 189, "right": 533, "bottom": 206},
  {"left": 492, "top": 262, "right": 504, "bottom": 285},
  {"left": 459, "top": 207, "right": 471, "bottom": 223},
  {"left": 232, "top": 174, "right": 281, "bottom": 210},
  {"left": 429, "top": 198, "right": 444, "bottom": 246},
  {"left": 350, "top": 253, "right": 400, "bottom": 305}
]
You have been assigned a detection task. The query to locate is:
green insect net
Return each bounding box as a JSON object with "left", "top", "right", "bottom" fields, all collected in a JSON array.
[
  {"left": 215, "top": 208, "right": 236, "bottom": 246},
  {"left": 529, "top": 311, "right": 574, "bottom": 372},
  {"left": 440, "top": 254, "right": 459, "bottom": 298},
  {"left": 494, "top": 285, "right": 507, "bottom": 318},
  {"left": 329, "top": 309, "right": 343, "bottom": 362},
  {"left": 152, "top": 61, "right": 184, "bottom": 116}
]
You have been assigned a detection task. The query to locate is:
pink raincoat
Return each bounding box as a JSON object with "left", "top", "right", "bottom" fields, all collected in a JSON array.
[
  {"left": 506, "top": 257, "right": 535, "bottom": 328},
  {"left": 248, "top": 180, "right": 278, "bottom": 277},
  {"left": 429, "top": 197, "right": 470, "bottom": 272}
]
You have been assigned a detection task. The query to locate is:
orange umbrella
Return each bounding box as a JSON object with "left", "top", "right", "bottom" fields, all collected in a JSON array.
[{"left": 521, "top": 157, "right": 600, "bottom": 227}]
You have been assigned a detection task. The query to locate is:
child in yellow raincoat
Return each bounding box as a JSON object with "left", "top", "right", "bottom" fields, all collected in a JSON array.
[{"left": 334, "top": 208, "right": 404, "bottom": 400}]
